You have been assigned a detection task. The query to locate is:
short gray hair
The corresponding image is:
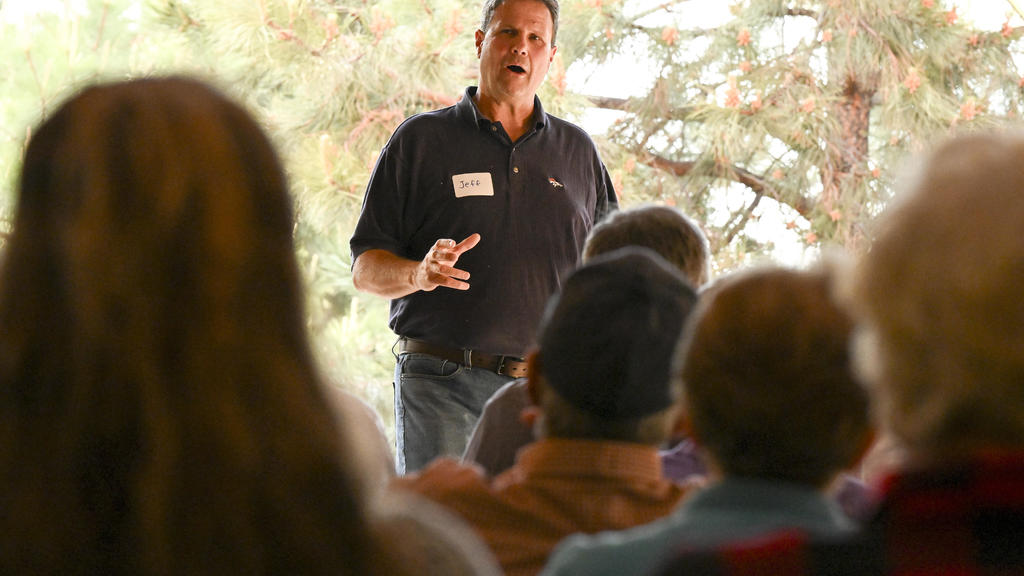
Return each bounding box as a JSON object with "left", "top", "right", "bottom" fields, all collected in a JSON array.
[
  {"left": 533, "top": 378, "right": 681, "bottom": 445},
  {"left": 480, "top": 0, "right": 559, "bottom": 46}
]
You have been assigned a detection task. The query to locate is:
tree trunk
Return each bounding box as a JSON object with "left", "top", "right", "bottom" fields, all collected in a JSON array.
[{"left": 823, "top": 75, "right": 875, "bottom": 248}]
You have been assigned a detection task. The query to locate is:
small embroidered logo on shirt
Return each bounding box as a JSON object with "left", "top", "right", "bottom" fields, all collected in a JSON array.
[{"left": 548, "top": 177, "right": 564, "bottom": 188}]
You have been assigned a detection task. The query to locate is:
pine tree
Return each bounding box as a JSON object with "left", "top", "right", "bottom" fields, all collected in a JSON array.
[
  {"left": 0, "top": 0, "right": 181, "bottom": 233},
  {"left": 582, "top": 0, "right": 1024, "bottom": 265}
]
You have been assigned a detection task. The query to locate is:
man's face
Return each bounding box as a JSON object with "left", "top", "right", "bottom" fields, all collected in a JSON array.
[{"left": 475, "top": 0, "right": 557, "bottom": 106}]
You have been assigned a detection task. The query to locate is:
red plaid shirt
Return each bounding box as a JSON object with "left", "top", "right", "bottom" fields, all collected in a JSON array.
[{"left": 653, "top": 452, "right": 1024, "bottom": 576}]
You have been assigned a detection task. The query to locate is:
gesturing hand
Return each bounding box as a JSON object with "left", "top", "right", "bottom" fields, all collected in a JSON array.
[{"left": 413, "top": 234, "right": 481, "bottom": 292}]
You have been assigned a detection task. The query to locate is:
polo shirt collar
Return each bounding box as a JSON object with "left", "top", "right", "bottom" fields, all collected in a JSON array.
[{"left": 458, "top": 86, "right": 548, "bottom": 132}]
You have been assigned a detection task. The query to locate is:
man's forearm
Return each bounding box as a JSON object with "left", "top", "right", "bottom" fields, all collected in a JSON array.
[
  {"left": 353, "top": 236, "right": 479, "bottom": 297},
  {"left": 352, "top": 249, "right": 420, "bottom": 299}
]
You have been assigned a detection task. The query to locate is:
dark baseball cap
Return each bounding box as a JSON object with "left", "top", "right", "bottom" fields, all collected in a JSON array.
[{"left": 537, "top": 247, "right": 698, "bottom": 419}]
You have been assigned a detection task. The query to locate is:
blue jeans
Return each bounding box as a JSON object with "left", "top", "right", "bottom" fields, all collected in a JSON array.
[{"left": 394, "top": 352, "right": 511, "bottom": 474}]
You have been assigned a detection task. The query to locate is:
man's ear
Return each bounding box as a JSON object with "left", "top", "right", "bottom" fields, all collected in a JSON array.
[
  {"left": 475, "top": 29, "right": 485, "bottom": 58},
  {"left": 525, "top": 349, "right": 542, "bottom": 407}
]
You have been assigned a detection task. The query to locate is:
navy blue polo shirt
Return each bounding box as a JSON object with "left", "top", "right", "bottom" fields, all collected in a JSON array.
[{"left": 351, "top": 86, "right": 617, "bottom": 356}]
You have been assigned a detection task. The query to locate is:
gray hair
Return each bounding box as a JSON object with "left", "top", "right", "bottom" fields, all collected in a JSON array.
[
  {"left": 851, "top": 130, "right": 1024, "bottom": 458},
  {"left": 533, "top": 378, "right": 681, "bottom": 445}
]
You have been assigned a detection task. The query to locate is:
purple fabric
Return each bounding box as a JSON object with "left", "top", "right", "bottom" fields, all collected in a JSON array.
[
  {"left": 659, "top": 439, "right": 707, "bottom": 482},
  {"left": 660, "top": 442, "right": 879, "bottom": 523},
  {"left": 831, "top": 474, "right": 880, "bottom": 523}
]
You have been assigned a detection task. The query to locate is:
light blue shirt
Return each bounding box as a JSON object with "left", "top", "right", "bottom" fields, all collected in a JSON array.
[{"left": 540, "top": 477, "right": 855, "bottom": 576}]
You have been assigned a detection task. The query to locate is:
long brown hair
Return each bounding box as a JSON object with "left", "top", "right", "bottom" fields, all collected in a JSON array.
[{"left": 0, "top": 77, "right": 376, "bottom": 575}]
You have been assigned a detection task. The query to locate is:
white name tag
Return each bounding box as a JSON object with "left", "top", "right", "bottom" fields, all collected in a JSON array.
[{"left": 452, "top": 172, "right": 494, "bottom": 198}]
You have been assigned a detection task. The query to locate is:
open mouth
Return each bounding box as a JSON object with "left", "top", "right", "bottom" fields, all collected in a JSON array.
[{"left": 507, "top": 64, "right": 526, "bottom": 74}]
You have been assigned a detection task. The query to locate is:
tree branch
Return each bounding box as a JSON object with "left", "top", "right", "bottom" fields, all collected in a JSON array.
[
  {"left": 644, "top": 154, "right": 767, "bottom": 194},
  {"left": 619, "top": 0, "right": 704, "bottom": 24},
  {"left": 585, "top": 95, "right": 630, "bottom": 111},
  {"left": 1007, "top": 0, "right": 1024, "bottom": 20},
  {"left": 787, "top": 8, "right": 818, "bottom": 18},
  {"left": 721, "top": 189, "right": 764, "bottom": 247},
  {"left": 641, "top": 153, "right": 814, "bottom": 216},
  {"left": 584, "top": 94, "right": 696, "bottom": 119}
]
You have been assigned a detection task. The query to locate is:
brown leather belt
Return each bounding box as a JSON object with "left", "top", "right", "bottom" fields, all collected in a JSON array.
[{"left": 398, "top": 338, "right": 528, "bottom": 378}]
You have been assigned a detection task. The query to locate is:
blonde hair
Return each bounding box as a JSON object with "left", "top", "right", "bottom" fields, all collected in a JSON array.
[{"left": 850, "top": 130, "right": 1024, "bottom": 458}]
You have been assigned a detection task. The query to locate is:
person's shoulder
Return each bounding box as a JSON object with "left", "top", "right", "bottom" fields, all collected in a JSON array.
[
  {"left": 390, "top": 458, "right": 490, "bottom": 499},
  {"left": 326, "top": 386, "right": 395, "bottom": 489},
  {"left": 373, "top": 491, "right": 503, "bottom": 576},
  {"left": 391, "top": 104, "right": 461, "bottom": 137},
  {"left": 484, "top": 378, "right": 529, "bottom": 406},
  {"left": 542, "top": 511, "right": 684, "bottom": 576},
  {"left": 650, "top": 529, "right": 879, "bottom": 576},
  {"left": 541, "top": 112, "right": 606, "bottom": 162},
  {"left": 543, "top": 112, "right": 594, "bottom": 140},
  {"left": 542, "top": 531, "right": 625, "bottom": 576}
]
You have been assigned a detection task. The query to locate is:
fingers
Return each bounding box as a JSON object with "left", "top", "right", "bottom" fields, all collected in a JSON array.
[
  {"left": 418, "top": 261, "right": 470, "bottom": 291},
  {"left": 432, "top": 234, "right": 481, "bottom": 263},
  {"left": 453, "top": 233, "right": 481, "bottom": 254},
  {"left": 428, "top": 269, "right": 471, "bottom": 291},
  {"left": 437, "top": 263, "right": 471, "bottom": 282},
  {"left": 417, "top": 234, "right": 480, "bottom": 292},
  {"left": 428, "top": 262, "right": 471, "bottom": 290}
]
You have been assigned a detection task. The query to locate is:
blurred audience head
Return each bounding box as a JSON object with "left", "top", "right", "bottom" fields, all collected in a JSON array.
[
  {"left": 679, "top": 265, "right": 871, "bottom": 487},
  {"left": 584, "top": 204, "right": 710, "bottom": 287},
  {"left": 0, "top": 77, "right": 379, "bottom": 574},
  {"left": 531, "top": 247, "right": 698, "bottom": 444},
  {"left": 849, "top": 130, "right": 1024, "bottom": 461}
]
